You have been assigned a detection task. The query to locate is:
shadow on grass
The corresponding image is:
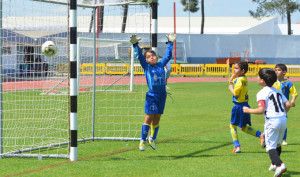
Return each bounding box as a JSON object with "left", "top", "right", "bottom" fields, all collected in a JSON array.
[
  {"left": 151, "top": 142, "right": 232, "bottom": 160},
  {"left": 243, "top": 150, "right": 296, "bottom": 154},
  {"left": 283, "top": 170, "right": 300, "bottom": 177}
]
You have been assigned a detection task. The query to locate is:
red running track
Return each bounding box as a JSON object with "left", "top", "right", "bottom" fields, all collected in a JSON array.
[{"left": 2, "top": 76, "right": 300, "bottom": 91}]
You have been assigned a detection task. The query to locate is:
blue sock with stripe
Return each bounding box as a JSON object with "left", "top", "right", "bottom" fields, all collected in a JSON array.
[{"left": 141, "top": 124, "right": 150, "bottom": 141}]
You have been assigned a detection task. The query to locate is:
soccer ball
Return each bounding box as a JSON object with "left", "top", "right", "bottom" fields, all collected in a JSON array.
[{"left": 42, "top": 41, "right": 57, "bottom": 57}]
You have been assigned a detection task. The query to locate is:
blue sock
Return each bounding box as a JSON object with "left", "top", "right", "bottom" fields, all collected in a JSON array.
[
  {"left": 233, "top": 140, "right": 240, "bottom": 148},
  {"left": 151, "top": 125, "right": 159, "bottom": 140},
  {"left": 141, "top": 124, "right": 150, "bottom": 141},
  {"left": 256, "top": 131, "right": 262, "bottom": 137},
  {"left": 283, "top": 128, "right": 287, "bottom": 141}
]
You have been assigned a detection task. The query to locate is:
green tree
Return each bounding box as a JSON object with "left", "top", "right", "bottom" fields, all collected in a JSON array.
[
  {"left": 181, "top": 0, "right": 205, "bottom": 34},
  {"left": 250, "top": 0, "right": 300, "bottom": 35}
]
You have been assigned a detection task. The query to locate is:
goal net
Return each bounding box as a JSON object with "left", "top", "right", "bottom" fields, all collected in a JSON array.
[{"left": 0, "top": 0, "right": 151, "bottom": 159}]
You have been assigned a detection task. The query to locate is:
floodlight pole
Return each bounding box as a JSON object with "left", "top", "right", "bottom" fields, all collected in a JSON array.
[
  {"left": 173, "top": 2, "right": 176, "bottom": 64},
  {"left": 188, "top": 0, "right": 191, "bottom": 62}
]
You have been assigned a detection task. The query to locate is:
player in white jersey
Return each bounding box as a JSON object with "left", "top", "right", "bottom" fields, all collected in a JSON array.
[{"left": 243, "top": 68, "right": 291, "bottom": 177}]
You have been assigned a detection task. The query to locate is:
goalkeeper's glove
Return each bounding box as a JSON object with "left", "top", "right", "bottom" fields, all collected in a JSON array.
[
  {"left": 130, "top": 34, "right": 141, "bottom": 45},
  {"left": 166, "top": 32, "right": 177, "bottom": 43}
]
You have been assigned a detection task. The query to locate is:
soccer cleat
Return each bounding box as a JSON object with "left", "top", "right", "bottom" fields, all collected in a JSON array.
[
  {"left": 139, "top": 140, "right": 146, "bottom": 151},
  {"left": 148, "top": 137, "right": 156, "bottom": 150},
  {"left": 233, "top": 146, "right": 241, "bottom": 153},
  {"left": 282, "top": 140, "right": 288, "bottom": 146},
  {"left": 269, "top": 164, "right": 276, "bottom": 171},
  {"left": 259, "top": 133, "right": 266, "bottom": 148},
  {"left": 274, "top": 163, "right": 287, "bottom": 177}
]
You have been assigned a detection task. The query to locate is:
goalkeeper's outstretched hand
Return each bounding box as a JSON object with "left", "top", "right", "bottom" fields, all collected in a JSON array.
[
  {"left": 130, "top": 34, "right": 141, "bottom": 45},
  {"left": 166, "top": 32, "right": 177, "bottom": 42}
]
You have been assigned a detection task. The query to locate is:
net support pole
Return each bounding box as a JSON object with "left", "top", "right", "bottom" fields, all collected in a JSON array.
[
  {"left": 70, "top": 0, "right": 78, "bottom": 162},
  {"left": 150, "top": 0, "right": 158, "bottom": 53},
  {"left": 0, "top": 0, "right": 3, "bottom": 158},
  {"left": 92, "top": 7, "right": 97, "bottom": 139},
  {"left": 130, "top": 46, "right": 134, "bottom": 92}
]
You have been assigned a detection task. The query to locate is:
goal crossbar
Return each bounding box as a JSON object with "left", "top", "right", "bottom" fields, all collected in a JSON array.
[{"left": 31, "top": 0, "right": 148, "bottom": 8}]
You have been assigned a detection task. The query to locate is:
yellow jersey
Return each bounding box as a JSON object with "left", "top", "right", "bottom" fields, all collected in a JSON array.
[
  {"left": 273, "top": 79, "right": 297, "bottom": 100},
  {"left": 233, "top": 76, "right": 248, "bottom": 103}
]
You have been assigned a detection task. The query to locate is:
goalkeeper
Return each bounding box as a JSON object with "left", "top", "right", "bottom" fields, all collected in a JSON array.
[{"left": 130, "top": 33, "right": 176, "bottom": 151}]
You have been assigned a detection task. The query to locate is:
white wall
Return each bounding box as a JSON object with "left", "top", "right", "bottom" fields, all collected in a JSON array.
[
  {"left": 275, "top": 24, "right": 300, "bottom": 35},
  {"left": 177, "top": 34, "right": 300, "bottom": 64}
]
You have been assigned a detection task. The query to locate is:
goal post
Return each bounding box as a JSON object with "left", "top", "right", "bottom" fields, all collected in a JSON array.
[{"left": 0, "top": 0, "right": 152, "bottom": 160}]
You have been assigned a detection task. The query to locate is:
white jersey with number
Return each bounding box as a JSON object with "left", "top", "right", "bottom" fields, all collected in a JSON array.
[{"left": 256, "top": 86, "right": 288, "bottom": 119}]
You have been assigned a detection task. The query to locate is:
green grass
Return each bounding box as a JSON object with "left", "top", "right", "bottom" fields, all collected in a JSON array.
[{"left": 1, "top": 81, "right": 300, "bottom": 177}]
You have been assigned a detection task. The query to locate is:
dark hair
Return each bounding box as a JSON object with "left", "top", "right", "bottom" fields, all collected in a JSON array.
[
  {"left": 275, "top": 63, "right": 287, "bottom": 72},
  {"left": 144, "top": 50, "right": 156, "bottom": 58},
  {"left": 235, "top": 61, "right": 248, "bottom": 74},
  {"left": 258, "top": 68, "right": 277, "bottom": 87}
]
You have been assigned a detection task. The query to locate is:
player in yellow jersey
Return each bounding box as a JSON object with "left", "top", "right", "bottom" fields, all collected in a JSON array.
[
  {"left": 273, "top": 64, "right": 298, "bottom": 145},
  {"left": 228, "top": 61, "right": 264, "bottom": 153}
]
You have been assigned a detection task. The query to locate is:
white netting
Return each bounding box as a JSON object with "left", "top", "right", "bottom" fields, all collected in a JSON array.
[
  {"left": 76, "top": 2, "right": 150, "bottom": 141},
  {"left": 0, "top": 0, "right": 150, "bottom": 158},
  {"left": 1, "top": 0, "right": 70, "bottom": 158}
]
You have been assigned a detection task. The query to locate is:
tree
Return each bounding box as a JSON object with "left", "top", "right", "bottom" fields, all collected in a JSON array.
[
  {"left": 83, "top": 0, "right": 104, "bottom": 33},
  {"left": 121, "top": 4, "right": 128, "bottom": 33},
  {"left": 180, "top": 0, "right": 205, "bottom": 34},
  {"left": 250, "top": 0, "right": 300, "bottom": 35},
  {"left": 200, "top": 0, "right": 204, "bottom": 34},
  {"left": 121, "top": 0, "right": 152, "bottom": 33}
]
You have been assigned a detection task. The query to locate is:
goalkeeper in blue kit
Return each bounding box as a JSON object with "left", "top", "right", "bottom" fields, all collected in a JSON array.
[{"left": 130, "top": 33, "right": 176, "bottom": 151}]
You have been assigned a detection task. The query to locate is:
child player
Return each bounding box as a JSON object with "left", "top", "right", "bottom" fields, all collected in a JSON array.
[
  {"left": 273, "top": 64, "right": 298, "bottom": 145},
  {"left": 130, "top": 33, "right": 176, "bottom": 151},
  {"left": 228, "top": 61, "right": 264, "bottom": 153},
  {"left": 243, "top": 68, "right": 291, "bottom": 177}
]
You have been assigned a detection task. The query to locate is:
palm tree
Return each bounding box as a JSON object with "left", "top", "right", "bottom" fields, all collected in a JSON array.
[
  {"left": 181, "top": 0, "right": 205, "bottom": 34},
  {"left": 200, "top": 0, "right": 204, "bottom": 34},
  {"left": 121, "top": 1, "right": 129, "bottom": 33}
]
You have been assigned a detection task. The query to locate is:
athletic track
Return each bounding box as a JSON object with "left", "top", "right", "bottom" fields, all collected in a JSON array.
[{"left": 3, "top": 76, "right": 300, "bottom": 91}]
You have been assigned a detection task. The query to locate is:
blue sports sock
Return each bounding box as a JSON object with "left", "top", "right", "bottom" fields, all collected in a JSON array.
[
  {"left": 141, "top": 124, "right": 150, "bottom": 141},
  {"left": 282, "top": 128, "right": 287, "bottom": 141},
  {"left": 150, "top": 125, "right": 159, "bottom": 140},
  {"left": 233, "top": 140, "right": 240, "bottom": 148},
  {"left": 256, "top": 130, "right": 262, "bottom": 138}
]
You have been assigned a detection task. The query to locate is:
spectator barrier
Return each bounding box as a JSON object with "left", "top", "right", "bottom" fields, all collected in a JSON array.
[
  {"left": 56, "top": 63, "right": 300, "bottom": 76},
  {"left": 179, "top": 64, "right": 204, "bottom": 76}
]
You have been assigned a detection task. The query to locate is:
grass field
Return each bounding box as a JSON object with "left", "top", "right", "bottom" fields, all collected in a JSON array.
[{"left": 1, "top": 81, "right": 300, "bottom": 177}]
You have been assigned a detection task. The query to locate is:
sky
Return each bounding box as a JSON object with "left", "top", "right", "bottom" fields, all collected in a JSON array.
[{"left": 158, "top": 0, "right": 300, "bottom": 24}]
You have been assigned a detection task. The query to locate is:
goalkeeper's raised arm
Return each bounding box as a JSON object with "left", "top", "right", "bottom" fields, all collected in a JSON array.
[{"left": 160, "top": 32, "right": 177, "bottom": 66}]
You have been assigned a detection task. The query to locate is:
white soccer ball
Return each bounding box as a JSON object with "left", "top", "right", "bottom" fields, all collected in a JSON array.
[{"left": 42, "top": 41, "right": 57, "bottom": 57}]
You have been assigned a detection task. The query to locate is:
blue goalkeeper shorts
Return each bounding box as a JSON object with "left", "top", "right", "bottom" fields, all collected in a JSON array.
[
  {"left": 231, "top": 102, "right": 251, "bottom": 128},
  {"left": 145, "top": 92, "right": 167, "bottom": 114}
]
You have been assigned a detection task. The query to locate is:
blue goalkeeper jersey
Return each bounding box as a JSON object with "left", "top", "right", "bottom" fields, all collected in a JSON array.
[{"left": 133, "top": 42, "right": 173, "bottom": 93}]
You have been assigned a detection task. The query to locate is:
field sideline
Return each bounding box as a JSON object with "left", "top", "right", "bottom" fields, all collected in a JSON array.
[{"left": 1, "top": 79, "right": 300, "bottom": 177}]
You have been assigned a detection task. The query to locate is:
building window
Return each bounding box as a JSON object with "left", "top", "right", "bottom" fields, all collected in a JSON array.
[{"left": 3, "top": 46, "right": 12, "bottom": 54}]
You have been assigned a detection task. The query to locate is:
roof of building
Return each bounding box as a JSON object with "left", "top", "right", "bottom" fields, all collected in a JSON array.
[{"left": 3, "top": 15, "right": 279, "bottom": 37}]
